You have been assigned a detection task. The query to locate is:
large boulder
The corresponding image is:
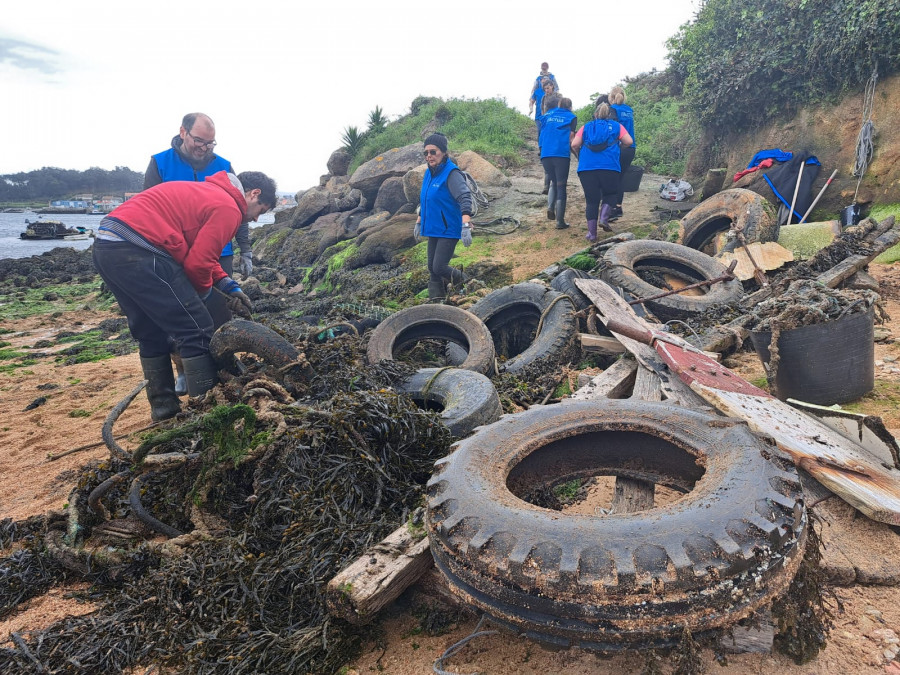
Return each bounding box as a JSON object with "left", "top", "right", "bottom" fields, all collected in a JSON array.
[
  {"left": 327, "top": 148, "right": 352, "bottom": 177},
  {"left": 325, "top": 175, "right": 350, "bottom": 191},
  {"left": 353, "top": 213, "right": 418, "bottom": 267},
  {"left": 349, "top": 143, "right": 424, "bottom": 205},
  {"left": 456, "top": 150, "right": 511, "bottom": 189},
  {"left": 290, "top": 188, "right": 331, "bottom": 228},
  {"left": 311, "top": 212, "right": 352, "bottom": 255},
  {"left": 356, "top": 211, "right": 392, "bottom": 242},
  {"left": 373, "top": 177, "right": 409, "bottom": 215},
  {"left": 334, "top": 187, "right": 363, "bottom": 212},
  {"left": 403, "top": 166, "right": 427, "bottom": 208}
]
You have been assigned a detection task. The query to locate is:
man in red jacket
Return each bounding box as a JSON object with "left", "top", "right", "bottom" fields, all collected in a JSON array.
[{"left": 93, "top": 170, "right": 276, "bottom": 421}]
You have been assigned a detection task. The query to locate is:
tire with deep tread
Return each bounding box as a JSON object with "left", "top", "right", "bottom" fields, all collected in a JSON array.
[
  {"left": 209, "top": 319, "right": 299, "bottom": 367},
  {"left": 679, "top": 188, "right": 778, "bottom": 254},
  {"left": 426, "top": 399, "right": 807, "bottom": 650},
  {"left": 398, "top": 367, "right": 502, "bottom": 438},
  {"left": 366, "top": 304, "right": 495, "bottom": 375},
  {"left": 451, "top": 283, "right": 577, "bottom": 375},
  {"left": 601, "top": 240, "right": 744, "bottom": 321},
  {"left": 551, "top": 269, "right": 595, "bottom": 312}
]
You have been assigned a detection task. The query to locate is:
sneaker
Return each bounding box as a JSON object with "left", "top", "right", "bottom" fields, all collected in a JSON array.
[{"left": 547, "top": 207, "right": 556, "bottom": 220}]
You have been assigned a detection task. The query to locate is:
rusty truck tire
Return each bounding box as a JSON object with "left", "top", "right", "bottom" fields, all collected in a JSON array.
[
  {"left": 426, "top": 399, "right": 807, "bottom": 650},
  {"left": 366, "top": 304, "right": 495, "bottom": 375},
  {"left": 451, "top": 283, "right": 577, "bottom": 375},
  {"left": 209, "top": 319, "right": 299, "bottom": 368},
  {"left": 601, "top": 240, "right": 744, "bottom": 322},
  {"left": 679, "top": 188, "right": 778, "bottom": 255},
  {"left": 551, "top": 268, "right": 595, "bottom": 312},
  {"left": 398, "top": 368, "right": 502, "bottom": 438}
]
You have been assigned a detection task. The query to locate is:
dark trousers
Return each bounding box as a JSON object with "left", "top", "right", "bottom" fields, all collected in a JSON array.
[
  {"left": 616, "top": 146, "right": 636, "bottom": 207},
  {"left": 578, "top": 169, "right": 621, "bottom": 221},
  {"left": 541, "top": 156, "right": 571, "bottom": 200},
  {"left": 93, "top": 241, "right": 215, "bottom": 359},
  {"left": 206, "top": 254, "right": 234, "bottom": 329},
  {"left": 427, "top": 236, "right": 466, "bottom": 299}
]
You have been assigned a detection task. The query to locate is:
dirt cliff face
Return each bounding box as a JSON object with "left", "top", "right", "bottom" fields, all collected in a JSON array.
[{"left": 688, "top": 71, "right": 900, "bottom": 214}]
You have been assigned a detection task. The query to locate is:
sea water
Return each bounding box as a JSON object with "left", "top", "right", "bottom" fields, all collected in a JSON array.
[{"left": 0, "top": 211, "right": 275, "bottom": 260}]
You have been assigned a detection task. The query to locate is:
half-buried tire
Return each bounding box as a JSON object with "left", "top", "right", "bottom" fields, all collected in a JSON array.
[
  {"left": 426, "top": 399, "right": 807, "bottom": 650},
  {"left": 398, "top": 367, "right": 502, "bottom": 438},
  {"left": 366, "top": 304, "right": 495, "bottom": 376},
  {"left": 550, "top": 268, "right": 595, "bottom": 312},
  {"left": 601, "top": 240, "right": 744, "bottom": 322},
  {"left": 449, "top": 283, "right": 577, "bottom": 375},
  {"left": 679, "top": 187, "right": 778, "bottom": 255},
  {"left": 209, "top": 319, "right": 299, "bottom": 368}
]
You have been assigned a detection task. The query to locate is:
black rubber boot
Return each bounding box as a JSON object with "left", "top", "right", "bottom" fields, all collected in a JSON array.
[
  {"left": 547, "top": 184, "right": 556, "bottom": 220},
  {"left": 140, "top": 356, "right": 181, "bottom": 422},
  {"left": 182, "top": 354, "right": 219, "bottom": 397},
  {"left": 555, "top": 197, "right": 569, "bottom": 229}
]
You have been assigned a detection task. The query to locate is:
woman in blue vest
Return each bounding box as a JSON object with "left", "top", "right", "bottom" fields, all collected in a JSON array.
[
  {"left": 415, "top": 133, "right": 473, "bottom": 300},
  {"left": 571, "top": 102, "right": 634, "bottom": 241},
  {"left": 539, "top": 97, "right": 577, "bottom": 229},
  {"left": 609, "top": 86, "right": 636, "bottom": 220}
]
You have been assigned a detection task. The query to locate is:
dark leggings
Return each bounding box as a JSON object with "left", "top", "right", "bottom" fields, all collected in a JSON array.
[
  {"left": 541, "top": 156, "right": 571, "bottom": 200},
  {"left": 616, "top": 146, "right": 636, "bottom": 207},
  {"left": 577, "top": 169, "right": 621, "bottom": 220},
  {"left": 427, "top": 236, "right": 466, "bottom": 299}
]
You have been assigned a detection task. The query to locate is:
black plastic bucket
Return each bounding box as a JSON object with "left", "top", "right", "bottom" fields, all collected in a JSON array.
[
  {"left": 840, "top": 203, "right": 860, "bottom": 227},
  {"left": 622, "top": 165, "right": 644, "bottom": 192},
  {"left": 749, "top": 307, "right": 874, "bottom": 404}
]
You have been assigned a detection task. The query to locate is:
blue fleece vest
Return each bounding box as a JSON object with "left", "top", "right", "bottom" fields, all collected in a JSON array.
[
  {"left": 577, "top": 121, "right": 623, "bottom": 173},
  {"left": 611, "top": 104, "right": 635, "bottom": 148},
  {"left": 420, "top": 160, "right": 463, "bottom": 239},
  {"left": 152, "top": 148, "right": 235, "bottom": 254},
  {"left": 539, "top": 108, "right": 577, "bottom": 158}
]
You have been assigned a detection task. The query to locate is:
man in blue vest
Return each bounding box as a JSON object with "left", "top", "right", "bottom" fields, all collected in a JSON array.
[{"left": 143, "top": 112, "right": 252, "bottom": 393}]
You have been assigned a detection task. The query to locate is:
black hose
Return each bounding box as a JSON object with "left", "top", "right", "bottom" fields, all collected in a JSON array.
[
  {"left": 102, "top": 381, "right": 146, "bottom": 462},
  {"left": 87, "top": 471, "right": 130, "bottom": 517},
  {"left": 128, "top": 474, "right": 183, "bottom": 539}
]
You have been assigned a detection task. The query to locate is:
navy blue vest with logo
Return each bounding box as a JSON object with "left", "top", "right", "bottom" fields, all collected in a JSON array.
[{"left": 420, "top": 160, "right": 463, "bottom": 239}]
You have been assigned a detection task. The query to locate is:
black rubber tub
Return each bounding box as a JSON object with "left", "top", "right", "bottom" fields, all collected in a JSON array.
[{"left": 749, "top": 307, "right": 875, "bottom": 404}]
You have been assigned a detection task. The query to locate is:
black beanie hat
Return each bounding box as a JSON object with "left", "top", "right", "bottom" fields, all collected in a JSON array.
[{"left": 423, "top": 133, "right": 448, "bottom": 154}]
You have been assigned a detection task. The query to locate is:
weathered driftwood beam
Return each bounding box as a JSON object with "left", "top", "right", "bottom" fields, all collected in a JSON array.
[
  {"left": 326, "top": 522, "right": 432, "bottom": 624},
  {"left": 579, "top": 333, "right": 626, "bottom": 354},
  {"left": 570, "top": 357, "right": 637, "bottom": 400}
]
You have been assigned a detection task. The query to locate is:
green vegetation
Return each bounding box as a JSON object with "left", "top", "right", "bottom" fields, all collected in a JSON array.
[
  {"left": 450, "top": 237, "right": 495, "bottom": 268},
  {"left": 667, "top": 0, "right": 900, "bottom": 135},
  {"left": 564, "top": 252, "right": 597, "bottom": 271},
  {"left": 55, "top": 329, "right": 126, "bottom": 364},
  {"left": 553, "top": 479, "right": 582, "bottom": 502},
  {"left": 0, "top": 281, "right": 113, "bottom": 321},
  {"left": 349, "top": 98, "right": 532, "bottom": 174},
  {"left": 68, "top": 409, "right": 92, "bottom": 418},
  {"left": 871, "top": 203, "right": 900, "bottom": 263},
  {"left": 0, "top": 166, "right": 143, "bottom": 204},
  {"left": 314, "top": 240, "right": 360, "bottom": 293}
]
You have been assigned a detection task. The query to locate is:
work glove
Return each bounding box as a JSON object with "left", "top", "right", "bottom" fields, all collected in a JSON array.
[
  {"left": 226, "top": 289, "right": 254, "bottom": 320},
  {"left": 460, "top": 225, "right": 473, "bottom": 248},
  {"left": 414, "top": 221, "right": 421, "bottom": 240},
  {"left": 239, "top": 252, "right": 253, "bottom": 277}
]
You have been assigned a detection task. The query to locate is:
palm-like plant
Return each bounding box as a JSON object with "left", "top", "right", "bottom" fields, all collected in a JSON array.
[
  {"left": 366, "top": 106, "right": 387, "bottom": 135},
  {"left": 341, "top": 126, "right": 366, "bottom": 156}
]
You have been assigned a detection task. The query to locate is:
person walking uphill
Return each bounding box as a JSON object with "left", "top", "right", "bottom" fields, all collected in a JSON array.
[
  {"left": 415, "top": 133, "right": 473, "bottom": 301},
  {"left": 609, "top": 86, "right": 636, "bottom": 220},
  {"left": 93, "top": 171, "right": 276, "bottom": 421},
  {"left": 571, "top": 102, "right": 633, "bottom": 242},
  {"left": 539, "top": 97, "right": 577, "bottom": 229}
]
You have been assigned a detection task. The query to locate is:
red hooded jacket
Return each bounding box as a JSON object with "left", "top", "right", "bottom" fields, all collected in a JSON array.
[{"left": 107, "top": 171, "right": 246, "bottom": 294}]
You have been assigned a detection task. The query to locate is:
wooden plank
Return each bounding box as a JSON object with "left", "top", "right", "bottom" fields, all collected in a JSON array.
[
  {"left": 610, "top": 477, "right": 655, "bottom": 514},
  {"left": 575, "top": 278, "right": 711, "bottom": 409},
  {"left": 718, "top": 242, "right": 794, "bottom": 281},
  {"left": 571, "top": 357, "right": 637, "bottom": 400},
  {"left": 632, "top": 365, "right": 663, "bottom": 401},
  {"left": 326, "top": 522, "right": 433, "bottom": 624},
  {"left": 691, "top": 383, "right": 900, "bottom": 526},
  {"left": 579, "top": 333, "right": 626, "bottom": 354},
  {"left": 721, "top": 611, "right": 775, "bottom": 654}
]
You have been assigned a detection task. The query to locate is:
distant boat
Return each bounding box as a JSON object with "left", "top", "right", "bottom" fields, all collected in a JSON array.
[{"left": 20, "top": 220, "right": 94, "bottom": 241}]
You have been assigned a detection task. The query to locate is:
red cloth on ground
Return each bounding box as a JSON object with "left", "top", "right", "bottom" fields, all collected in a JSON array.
[{"left": 733, "top": 158, "right": 774, "bottom": 182}]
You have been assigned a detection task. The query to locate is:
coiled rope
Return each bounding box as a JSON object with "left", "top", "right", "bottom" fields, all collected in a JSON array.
[{"left": 853, "top": 66, "right": 878, "bottom": 203}]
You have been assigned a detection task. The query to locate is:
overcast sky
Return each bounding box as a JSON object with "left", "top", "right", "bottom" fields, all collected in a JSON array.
[{"left": 1, "top": 0, "right": 699, "bottom": 193}]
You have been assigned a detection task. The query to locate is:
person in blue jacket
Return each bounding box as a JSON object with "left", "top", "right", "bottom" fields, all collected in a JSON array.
[
  {"left": 415, "top": 133, "right": 473, "bottom": 301},
  {"left": 571, "top": 102, "right": 634, "bottom": 242},
  {"left": 539, "top": 97, "right": 577, "bottom": 229},
  {"left": 531, "top": 77, "right": 557, "bottom": 194},
  {"left": 609, "top": 86, "right": 636, "bottom": 220},
  {"left": 143, "top": 112, "right": 251, "bottom": 393}
]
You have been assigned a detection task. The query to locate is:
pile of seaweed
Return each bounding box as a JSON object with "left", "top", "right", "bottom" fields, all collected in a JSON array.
[
  {"left": 745, "top": 279, "right": 883, "bottom": 332},
  {"left": 0, "top": 333, "right": 453, "bottom": 674}
]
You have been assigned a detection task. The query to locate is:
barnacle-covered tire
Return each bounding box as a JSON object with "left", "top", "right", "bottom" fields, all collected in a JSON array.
[
  {"left": 551, "top": 268, "right": 595, "bottom": 312},
  {"left": 209, "top": 319, "right": 299, "bottom": 368},
  {"left": 455, "top": 283, "right": 577, "bottom": 375},
  {"left": 366, "top": 304, "right": 495, "bottom": 375},
  {"left": 679, "top": 188, "right": 778, "bottom": 255},
  {"left": 426, "top": 399, "right": 807, "bottom": 650},
  {"left": 601, "top": 240, "right": 744, "bottom": 322},
  {"left": 398, "top": 368, "right": 502, "bottom": 438}
]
